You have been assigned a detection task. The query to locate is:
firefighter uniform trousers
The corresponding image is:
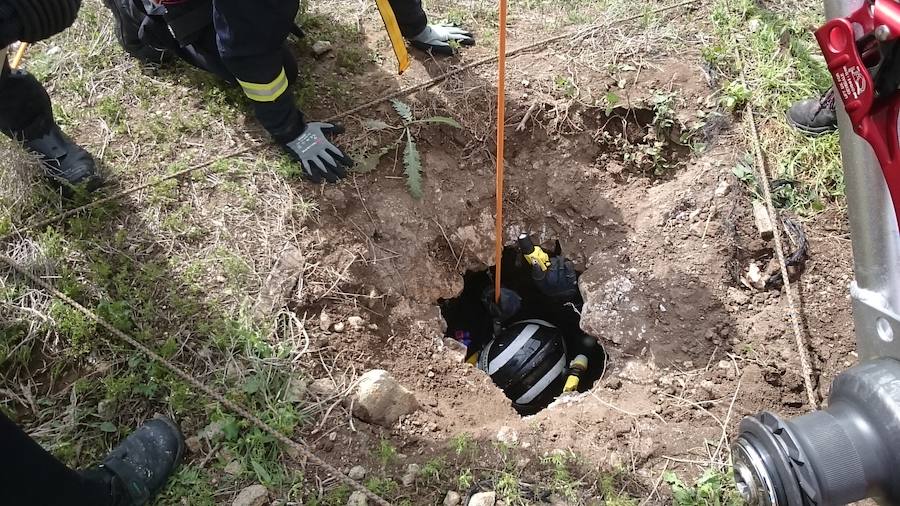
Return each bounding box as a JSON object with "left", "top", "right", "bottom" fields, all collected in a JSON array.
[{"left": 112, "top": 0, "right": 429, "bottom": 143}]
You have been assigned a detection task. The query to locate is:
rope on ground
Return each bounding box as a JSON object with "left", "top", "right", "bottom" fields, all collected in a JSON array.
[
  {"left": 734, "top": 48, "right": 819, "bottom": 409},
  {"left": 0, "top": 0, "right": 701, "bottom": 245},
  {"left": 0, "top": 253, "right": 393, "bottom": 506},
  {"left": 0, "top": 146, "right": 255, "bottom": 244}
]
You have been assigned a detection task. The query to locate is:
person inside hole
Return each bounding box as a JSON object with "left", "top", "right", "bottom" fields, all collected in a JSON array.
[{"left": 442, "top": 236, "right": 606, "bottom": 415}]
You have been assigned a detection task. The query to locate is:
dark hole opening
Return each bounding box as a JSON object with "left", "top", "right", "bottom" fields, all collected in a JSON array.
[{"left": 439, "top": 246, "right": 606, "bottom": 415}]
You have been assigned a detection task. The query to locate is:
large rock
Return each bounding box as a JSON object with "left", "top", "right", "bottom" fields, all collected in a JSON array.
[
  {"left": 468, "top": 491, "right": 496, "bottom": 506},
  {"left": 233, "top": 485, "right": 268, "bottom": 506},
  {"left": 351, "top": 370, "right": 418, "bottom": 427}
]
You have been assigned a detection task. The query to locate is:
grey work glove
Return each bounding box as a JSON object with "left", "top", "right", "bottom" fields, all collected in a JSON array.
[
  {"left": 283, "top": 122, "right": 353, "bottom": 183},
  {"left": 409, "top": 24, "right": 475, "bottom": 55}
]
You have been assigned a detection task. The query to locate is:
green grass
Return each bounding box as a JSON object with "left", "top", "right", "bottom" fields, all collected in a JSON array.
[{"left": 707, "top": 0, "right": 844, "bottom": 212}]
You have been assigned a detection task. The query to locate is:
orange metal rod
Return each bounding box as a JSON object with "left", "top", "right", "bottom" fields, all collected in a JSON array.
[{"left": 493, "top": 0, "right": 509, "bottom": 304}]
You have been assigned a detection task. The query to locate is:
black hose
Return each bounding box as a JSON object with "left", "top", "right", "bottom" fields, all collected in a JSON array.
[{"left": 766, "top": 216, "right": 808, "bottom": 289}]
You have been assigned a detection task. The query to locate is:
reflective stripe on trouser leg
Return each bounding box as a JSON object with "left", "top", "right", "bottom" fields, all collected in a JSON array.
[{"left": 237, "top": 67, "right": 289, "bottom": 102}]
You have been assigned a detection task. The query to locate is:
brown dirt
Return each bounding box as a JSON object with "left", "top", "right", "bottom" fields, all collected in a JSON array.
[{"left": 283, "top": 36, "right": 857, "bottom": 501}]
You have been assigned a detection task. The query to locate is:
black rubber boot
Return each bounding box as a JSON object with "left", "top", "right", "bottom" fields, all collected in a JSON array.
[
  {"left": 24, "top": 124, "right": 104, "bottom": 194},
  {"left": 787, "top": 89, "right": 837, "bottom": 136},
  {"left": 0, "top": 66, "right": 103, "bottom": 194},
  {"left": 101, "top": 0, "right": 169, "bottom": 63},
  {"left": 90, "top": 416, "right": 185, "bottom": 506}
]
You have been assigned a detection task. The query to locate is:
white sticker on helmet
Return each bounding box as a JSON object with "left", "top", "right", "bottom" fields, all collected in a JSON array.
[
  {"left": 488, "top": 323, "right": 540, "bottom": 375},
  {"left": 515, "top": 355, "right": 566, "bottom": 405}
]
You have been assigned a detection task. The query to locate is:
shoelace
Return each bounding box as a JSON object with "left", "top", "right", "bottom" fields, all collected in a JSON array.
[{"left": 816, "top": 89, "right": 836, "bottom": 114}]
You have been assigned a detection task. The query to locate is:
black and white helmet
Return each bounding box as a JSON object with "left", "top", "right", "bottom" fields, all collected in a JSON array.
[{"left": 478, "top": 319, "right": 568, "bottom": 415}]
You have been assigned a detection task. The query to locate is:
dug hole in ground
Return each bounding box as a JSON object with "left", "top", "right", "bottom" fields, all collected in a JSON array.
[{"left": 0, "top": 0, "right": 858, "bottom": 504}]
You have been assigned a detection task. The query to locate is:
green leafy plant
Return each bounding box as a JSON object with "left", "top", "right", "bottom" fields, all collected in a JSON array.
[
  {"left": 665, "top": 469, "right": 742, "bottom": 506},
  {"left": 358, "top": 99, "right": 461, "bottom": 199},
  {"left": 373, "top": 438, "right": 397, "bottom": 467}
]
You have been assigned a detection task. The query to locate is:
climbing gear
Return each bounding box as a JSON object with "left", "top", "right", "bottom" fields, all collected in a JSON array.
[
  {"left": 517, "top": 233, "right": 551, "bottom": 271},
  {"left": 4, "top": 0, "right": 80, "bottom": 43},
  {"left": 492, "top": 0, "right": 509, "bottom": 304},
  {"left": 786, "top": 89, "right": 837, "bottom": 135},
  {"left": 375, "top": 0, "right": 410, "bottom": 74},
  {"left": 410, "top": 24, "right": 475, "bottom": 56},
  {"left": 563, "top": 354, "right": 588, "bottom": 393},
  {"left": 96, "top": 416, "right": 184, "bottom": 506},
  {"left": 532, "top": 256, "right": 578, "bottom": 301},
  {"left": 478, "top": 319, "right": 568, "bottom": 415},
  {"left": 815, "top": 0, "right": 900, "bottom": 233},
  {"left": 481, "top": 287, "right": 522, "bottom": 322},
  {"left": 283, "top": 122, "right": 353, "bottom": 184}
]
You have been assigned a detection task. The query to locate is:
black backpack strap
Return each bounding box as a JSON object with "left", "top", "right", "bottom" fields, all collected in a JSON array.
[{"left": 161, "top": 0, "right": 212, "bottom": 46}]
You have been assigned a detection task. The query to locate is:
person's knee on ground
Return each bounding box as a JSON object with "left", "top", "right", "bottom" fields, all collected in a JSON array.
[{"left": 0, "top": 60, "right": 102, "bottom": 193}]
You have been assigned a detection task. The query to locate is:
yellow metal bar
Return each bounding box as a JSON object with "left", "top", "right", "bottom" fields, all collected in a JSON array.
[
  {"left": 11, "top": 43, "right": 28, "bottom": 69},
  {"left": 374, "top": 0, "right": 410, "bottom": 74}
]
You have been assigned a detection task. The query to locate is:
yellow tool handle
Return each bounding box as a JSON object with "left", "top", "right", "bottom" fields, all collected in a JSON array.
[
  {"left": 563, "top": 374, "right": 580, "bottom": 393},
  {"left": 374, "top": 0, "right": 411, "bottom": 75},
  {"left": 523, "top": 246, "right": 551, "bottom": 271},
  {"left": 11, "top": 43, "right": 28, "bottom": 69}
]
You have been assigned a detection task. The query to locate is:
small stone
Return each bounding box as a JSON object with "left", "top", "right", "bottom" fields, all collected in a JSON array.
[
  {"left": 328, "top": 432, "right": 338, "bottom": 442},
  {"left": 347, "top": 491, "right": 368, "bottom": 506},
  {"left": 233, "top": 484, "right": 268, "bottom": 506},
  {"left": 309, "top": 378, "right": 338, "bottom": 397},
  {"left": 348, "top": 465, "right": 367, "bottom": 480},
  {"left": 607, "top": 378, "right": 623, "bottom": 390},
  {"left": 319, "top": 311, "right": 332, "bottom": 332},
  {"left": 427, "top": 371, "right": 436, "bottom": 378},
  {"left": 442, "top": 338, "right": 467, "bottom": 363},
  {"left": 715, "top": 180, "right": 731, "bottom": 197},
  {"left": 402, "top": 463, "right": 421, "bottom": 486},
  {"left": 333, "top": 322, "right": 346, "bottom": 333},
  {"left": 718, "top": 360, "right": 731, "bottom": 370},
  {"left": 468, "top": 491, "right": 496, "bottom": 506},
  {"left": 285, "top": 377, "right": 308, "bottom": 403},
  {"left": 444, "top": 491, "right": 462, "bottom": 506},
  {"left": 199, "top": 421, "right": 225, "bottom": 442},
  {"left": 312, "top": 40, "right": 333, "bottom": 57},
  {"left": 224, "top": 460, "right": 243, "bottom": 476},
  {"left": 698, "top": 380, "right": 717, "bottom": 400},
  {"left": 496, "top": 426, "right": 519, "bottom": 445},
  {"left": 98, "top": 399, "right": 117, "bottom": 421},
  {"left": 351, "top": 370, "right": 419, "bottom": 427},
  {"left": 185, "top": 436, "right": 202, "bottom": 453},
  {"left": 347, "top": 316, "right": 365, "bottom": 329},
  {"left": 608, "top": 451, "right": 624, "bottom": 468}
]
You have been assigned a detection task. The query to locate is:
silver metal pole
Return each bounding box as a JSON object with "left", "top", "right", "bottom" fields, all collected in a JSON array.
[{"left": 827, "top": 0, "right": 900, "bottom": 361}]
